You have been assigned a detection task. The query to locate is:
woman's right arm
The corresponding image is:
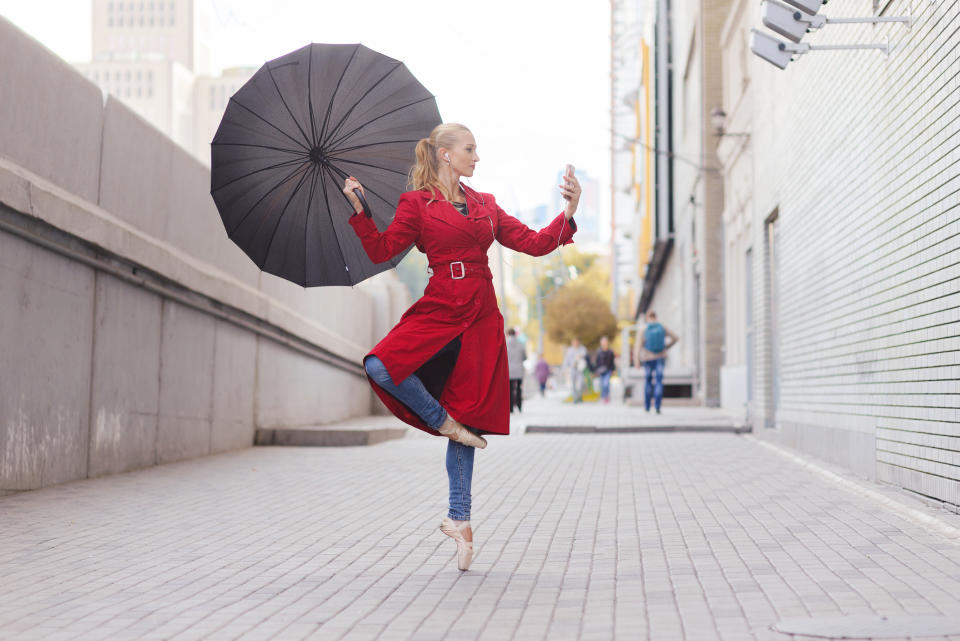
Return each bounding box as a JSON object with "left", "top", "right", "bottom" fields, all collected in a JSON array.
[{"left": 344, "top": 181, "right": 421, "bottom": 264}]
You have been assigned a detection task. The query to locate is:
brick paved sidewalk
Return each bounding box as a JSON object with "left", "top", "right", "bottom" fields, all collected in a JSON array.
[{"left": 2, "top": 428, "right": 960, "bottom": 641}]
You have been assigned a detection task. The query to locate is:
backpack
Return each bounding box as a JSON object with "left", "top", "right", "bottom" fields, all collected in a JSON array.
[{"left": 644, "top": 322, "right": 666, "bottom": 353}]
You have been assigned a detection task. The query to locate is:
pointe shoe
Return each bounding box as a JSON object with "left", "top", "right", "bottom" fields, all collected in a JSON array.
[
  {"left": 437, "top": 414, "right": 487, "bottom": 449},
  {"left": 440, "top": 517, "right": 474, "bottom": 571}
]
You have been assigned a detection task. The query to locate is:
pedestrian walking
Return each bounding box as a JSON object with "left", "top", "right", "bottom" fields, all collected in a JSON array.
[
  {"left": 635, "top": 310, "right": 678, "bottom": 413},
  {"left": 343, "top": 123, "right": 581, "bottom": 571},
  {"left": 534, "top": 354, "right": 551, "bottom": 396},
  {"left": 562, "top": 337, "right": 589, "bottom": 403},
  {"left": 505, "top": 328, "right": 526, "bottom": 413},
  {"left": 593, "top": 336, "right": 616, "bottom": 403}
]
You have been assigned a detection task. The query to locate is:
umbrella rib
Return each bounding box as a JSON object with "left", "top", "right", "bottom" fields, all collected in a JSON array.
[
  {"left": 212, "top": 141, "right": 309, "bottom": 156},
  {"left": 264, "top": 62, "right": 313, "bottom": 150},
  {"left": 306, "top": 45, "right": 318, "bottom": 146},
  {"left": 229, "top": 98, "right": 311, "bottom": 152},
  {"left": 320, "top": 62, "right": 401, "bottom": 149},
  {"left": 319, "top": 164, "right": 353, "bottom": 284},
  {"left": 302, "top": 164, "right": 320, "bottom": 286},
  {"left": 325, "top": 164, "right": 401, "bottom": 213},
  {"left": 325, "top": 95, "right": 437, "bottom": 150},
  {"left": 333, "top": 158, "right": 408, "bottom": 177},
  {"left": 324, "top": 139, "right": 423, "bottom": 156},
  {"left": 225, "top": 162, "right": 310, "bottom": 236},
  {"left": 318, "top": 44, "right": 360, "bottom": 149},
  {"left": 212, "top": 157, "right": 307, "bottom": 195},
  {"left": 259, "top": 163, "right": 313, "bottom": 269}
]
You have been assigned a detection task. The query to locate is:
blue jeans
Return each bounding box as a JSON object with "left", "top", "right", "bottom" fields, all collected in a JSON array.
[
  {"left": 644, "top": 358, "right": 665, "bottom": 411},
  {"left": 364, "top": 356, "right": 446, "bottom": 429},
  {"left": 599, "top": 371, "right": 612, "bottom": 400},
  {"left": 364, "top": 356, "right": 474, "bottom": 520},
  {"left": 446, "top": 440, "right": 474, "bottom": 520}
]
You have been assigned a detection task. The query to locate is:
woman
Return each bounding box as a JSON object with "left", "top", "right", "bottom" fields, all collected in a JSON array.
[
  {"left": 534, "top": 354, "right": 551, "bottom": 396},
  {"left": 342, "top": 123, "right": 581, "bottom": 571},
  {"left": 562, "top": 337, "right": 588, "bottom": 403}
]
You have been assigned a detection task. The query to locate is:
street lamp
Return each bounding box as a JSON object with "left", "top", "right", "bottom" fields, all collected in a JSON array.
[{"left": 710, "top": 107, "right": 751, "bottom": 138}]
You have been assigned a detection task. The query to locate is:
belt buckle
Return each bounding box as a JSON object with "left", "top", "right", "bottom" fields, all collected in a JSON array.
[{"left": 450, "top": 261, "right": 465, "bottom": 280}]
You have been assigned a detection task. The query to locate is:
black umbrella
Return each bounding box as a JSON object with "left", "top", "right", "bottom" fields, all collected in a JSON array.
[{"left": 210, "top": 43, "right": 441, "bottom": 286}]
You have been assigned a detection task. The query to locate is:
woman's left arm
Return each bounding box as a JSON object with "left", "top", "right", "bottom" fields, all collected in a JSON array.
[
  {"left": 495, "top": 208, "right": 577, "bottom": 256},
  {"left": 494, "top": 171, "right": 581, "bottom": 256}
]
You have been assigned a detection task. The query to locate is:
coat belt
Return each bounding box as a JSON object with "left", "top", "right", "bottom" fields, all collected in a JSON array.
[{"left": 427, "top": 260, "right": 492, "bottom": 280}]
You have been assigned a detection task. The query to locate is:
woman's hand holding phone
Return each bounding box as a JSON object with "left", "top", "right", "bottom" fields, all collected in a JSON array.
[{"left": 560, "top": 164, "right": 581, "bottom": 220}]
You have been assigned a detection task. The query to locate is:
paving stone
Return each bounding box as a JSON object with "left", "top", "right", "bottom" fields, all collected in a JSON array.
[{"left": 2, "top": 402, "right": 960, "bottom": 640}]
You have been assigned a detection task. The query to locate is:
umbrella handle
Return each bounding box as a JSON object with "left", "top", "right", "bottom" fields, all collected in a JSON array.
[{"left": 353, "top": 188, "right": 372, "bottom": 218}]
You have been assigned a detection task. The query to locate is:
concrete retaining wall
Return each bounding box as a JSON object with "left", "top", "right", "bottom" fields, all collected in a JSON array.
[{"left": 0, "top": 16, "right": 409, "bottom": 492}]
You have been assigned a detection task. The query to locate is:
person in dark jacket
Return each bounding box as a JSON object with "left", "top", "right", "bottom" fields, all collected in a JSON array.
[{"left": 593, "top": 336, "right": 616, "bottom": 403}]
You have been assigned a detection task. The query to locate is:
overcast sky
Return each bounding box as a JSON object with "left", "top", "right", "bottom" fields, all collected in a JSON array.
[{"left": 0, "top": 0, "right": 610, "bottom": 215}]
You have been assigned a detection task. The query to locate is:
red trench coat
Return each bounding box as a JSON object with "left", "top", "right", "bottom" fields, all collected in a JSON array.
[{"left": 349, "top": 184, "right": 577, "bottom": 436}]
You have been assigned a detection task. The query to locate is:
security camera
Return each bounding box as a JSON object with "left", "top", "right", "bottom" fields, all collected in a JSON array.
[
  {"left": 750, "top": 28, "right": 796, "bottom": 69},
  {"left": 780, "top": 0, "right": 824, "bottom": 15},
  {"left": 762, "top": 0, "right": 813, "bottom": 43}
]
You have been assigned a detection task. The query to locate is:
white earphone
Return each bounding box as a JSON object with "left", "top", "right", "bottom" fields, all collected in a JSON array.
[{"left": 444, "top": 154, "right": 450, "bottom": 163}]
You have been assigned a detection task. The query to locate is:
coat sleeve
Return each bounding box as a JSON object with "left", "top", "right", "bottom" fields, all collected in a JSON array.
[
  {"left": 493, "top": 197, "right": 576, "bottom": 256},
  {"left": 348, "top": 192, "right": 422, "bottom": 264}
]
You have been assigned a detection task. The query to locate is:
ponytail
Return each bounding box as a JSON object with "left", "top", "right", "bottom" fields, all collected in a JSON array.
[{"left": 408, "top": 123, "right": 471, "bottom": 203}]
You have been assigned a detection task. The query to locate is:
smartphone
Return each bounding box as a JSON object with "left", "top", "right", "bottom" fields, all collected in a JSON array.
[{"left": 563, "top": 164, "right": 575, "bottom": 200}]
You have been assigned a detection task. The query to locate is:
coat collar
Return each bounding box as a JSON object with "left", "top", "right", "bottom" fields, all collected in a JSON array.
[
  {"left": 415, "top": 184, "right": 490, "bottom": 218},
  {"left": 413, "top": 185, "right": 495, "bottom": 241}
]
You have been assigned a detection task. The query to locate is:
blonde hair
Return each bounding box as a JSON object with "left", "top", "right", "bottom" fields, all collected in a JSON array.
[{"left": 409, "top": 123, "right": 472, "bottom": 202}]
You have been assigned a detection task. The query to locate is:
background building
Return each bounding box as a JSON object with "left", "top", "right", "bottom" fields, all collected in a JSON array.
[
  {"left": 622, "top": 0, "right": 728, "bottom": 405},
  {"left": 733, "top": 0, "right": 959, "bottom": 507},
  {"left": 75, "top": 0, "right": 253, "bottom": 164}
]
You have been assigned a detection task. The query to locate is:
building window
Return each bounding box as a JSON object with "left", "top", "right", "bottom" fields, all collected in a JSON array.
[
  {"left": 115, "top": 71, "right": 121, "bottom": 81},
  {"left": 149, "top": 16, "right": 154, "bottom": 26},
  {"left": 147, "top": 87, "right": 153, "bottom": 98},
  {"left": 169, "top": 13, "right": 174, "bottom": 25},
  {"left": 117, "top": 16, "right": 123, "bottom": 26},
  {"left": 137, "top": 87, "right": 142, "bottom": 97},
  {"left": 108, "top": 18, "right": 113, "bottom": 26},
  {"left": 125, "top": 70, "right": 131, "bottom": 81},
  {"left": 136, "top": 70, "right": 142, "bottom": 81},
  {"left": 139, "top": 16, "right": 144, "bottom": 26},
  {"left": 147, "top": 70, "right": 153, "bottom": 81}
]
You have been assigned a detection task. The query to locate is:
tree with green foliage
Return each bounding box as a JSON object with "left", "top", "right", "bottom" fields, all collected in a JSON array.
[{"left": 544, "top": 283, "right": 618, "bottom": 350}]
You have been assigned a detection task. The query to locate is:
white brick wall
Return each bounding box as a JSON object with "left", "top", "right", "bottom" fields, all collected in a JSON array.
[{"left": 741, "top": 0, "right": 960, "bottom": 505}]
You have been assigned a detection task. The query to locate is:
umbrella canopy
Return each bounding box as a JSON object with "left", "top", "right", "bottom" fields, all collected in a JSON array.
[{"left": 211, "top": 43, "right": 441, "bottom": 286}]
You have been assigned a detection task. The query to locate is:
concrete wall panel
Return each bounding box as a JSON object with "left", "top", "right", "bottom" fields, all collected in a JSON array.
[
  {"left": 258, "top": 275, "right": 373, "bottom": 352},
  {"left": 255, "top": 339, "right": 369, "bottom": 430},
  {"left": 210, "top": 320, "right": 256, "bottom": 453},
  {"left": 88, "top": 274, "right": 162, "bottom": 478},
  {"left": 0, "top": 16, "right": 103, "bottom": 203},
  {"left": 0, "top": 232, "right": 94, "bottom": 490},
  {"left": 98, "top": 98, "right": 173, "bottom": 239},
  {"left": 157, "top": 301, "right": 215, "bottom": 464}
]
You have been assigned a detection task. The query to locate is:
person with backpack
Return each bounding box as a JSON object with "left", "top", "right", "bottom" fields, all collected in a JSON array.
[{"left": 635, "top": 310, "right": 678, "bottom": 413}]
